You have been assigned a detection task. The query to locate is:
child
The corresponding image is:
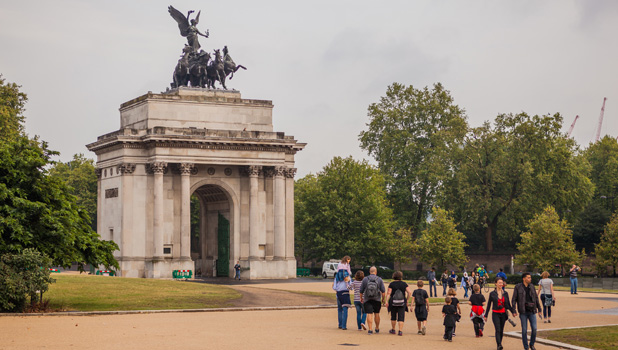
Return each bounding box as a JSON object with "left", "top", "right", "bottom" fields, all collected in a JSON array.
[
  {"left": 352, "top": 270, "right": 367, "bottom": 331},
  {"left": 442, "top": 296, "right": 457, "bottom": 342},
  {"left": 447, "top": 288, "right": 461, "bottom": 336},
  {"left": 411, "top": 280, "right": 429, "bottom": 335},
  {"left": 469, "top": 284, "right": 486, "bottom": 337}
]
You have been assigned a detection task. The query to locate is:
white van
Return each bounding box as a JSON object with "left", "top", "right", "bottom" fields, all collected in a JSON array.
[{"left": 321, "top": 260, "right": 339, "bottom": 279}]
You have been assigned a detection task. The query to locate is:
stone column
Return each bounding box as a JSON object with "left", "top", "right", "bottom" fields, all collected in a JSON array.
[
  {"left": 150, "top": 162, "right": 167, "bottom": 259},
  {"left": 274, "top": 166, "right": 286, "bottom": 259},
  {"left": 285, "top": 168, "right": 297, "bottom": 260},
  {"left": 248, "top": 165, "right": 261, "bottom": 259},
  {"left": 179, "top": 163, "right": 196, "bottom": 260}
]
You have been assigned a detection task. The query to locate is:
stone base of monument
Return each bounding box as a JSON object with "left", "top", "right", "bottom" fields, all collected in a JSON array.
[{"left": 88, "top": 87, "right": 305, "bottom": 279}]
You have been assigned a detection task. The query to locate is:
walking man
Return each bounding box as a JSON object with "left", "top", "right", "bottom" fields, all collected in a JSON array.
[
  {"left": 427, "top": 267, "right": 437, "bottom": 298},
  {"left": 360, "top": 266, "right": 386, "bottom": 334},
  {"left": 234, "top": 260, "right": 241, "bottom": 280},
  {"left": 569, "top": 264, "right": 580, "bottom": 294},
  {"left": 511, "top": 272, "right": 542, "bottom": 350}
]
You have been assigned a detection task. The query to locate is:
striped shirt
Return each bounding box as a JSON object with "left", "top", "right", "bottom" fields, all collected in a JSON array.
[{"left": 352, "top": 280, "right": 363, "bottom": 302}]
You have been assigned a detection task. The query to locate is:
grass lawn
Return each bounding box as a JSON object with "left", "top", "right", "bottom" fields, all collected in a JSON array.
[
  {"left": 45, "top": 274, "right": 241, "bottom": 312},
  {"left": 553, "top": 286, "right": 618, "bottom": 294},
  {"left": 538, "top": 326, "right": 618, "bottom": 350}
]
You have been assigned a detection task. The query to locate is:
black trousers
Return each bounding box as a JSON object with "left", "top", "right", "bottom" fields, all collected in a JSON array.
[
  {"left": 444, "top": 325, "right": 454, "bottom": 340},
  {"left": 492, "top": 312, "right": 507, "bottom": 346},
  {"left": 472, "top": 317, "right": 485, "bottom": 336}
]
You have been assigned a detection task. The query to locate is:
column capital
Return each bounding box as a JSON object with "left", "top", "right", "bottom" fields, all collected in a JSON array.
[
  {"left": 178, "top": 163, "right": 198, "bottom": 175},
  {"left": 284, "top": 168, "right": 297, "bottom": 178},
  {"left": 274, "top": 166, "right": 286, "bottom": 178},
  {"left": 95, "top": 168, "right": 102, "bottom": 179},
  {"left": 240, "top": 165, "right": 262, "bottom": 177},
  {"left": 117, "top": 163, "right": 136, "bottom": 175},
  {"left": 148, "top": 162, "right": 168, "bottom": 174}
]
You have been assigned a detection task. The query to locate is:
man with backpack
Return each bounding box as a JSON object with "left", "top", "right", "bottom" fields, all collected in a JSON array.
[{"left": 360, "top": 266, "right": 386, "bottom": 335}]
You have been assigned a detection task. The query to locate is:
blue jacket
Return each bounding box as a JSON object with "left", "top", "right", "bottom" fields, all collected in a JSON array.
[{"left": 332, "top": 270, "right": 351, "bottom": 292}]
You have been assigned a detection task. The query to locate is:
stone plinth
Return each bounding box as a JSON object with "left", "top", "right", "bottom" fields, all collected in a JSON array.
[{"left": 87, "top": 88, "right": 305, "bottom": 279}]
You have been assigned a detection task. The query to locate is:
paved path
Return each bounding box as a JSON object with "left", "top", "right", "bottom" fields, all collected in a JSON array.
[{"left": 2, "top": 281, "right": 618, "bottom": 350}]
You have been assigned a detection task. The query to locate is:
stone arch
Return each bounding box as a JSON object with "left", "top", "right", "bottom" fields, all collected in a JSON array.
[{"left": 190, "top": 178, "right": 240, "bottom": 277}]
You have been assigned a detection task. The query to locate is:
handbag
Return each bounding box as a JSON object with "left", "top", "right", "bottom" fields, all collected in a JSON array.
[{"left": 544, "top": 296, "right": 553, "bottom": 307}]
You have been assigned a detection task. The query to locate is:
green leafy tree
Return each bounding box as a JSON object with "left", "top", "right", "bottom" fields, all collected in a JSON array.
[
  {"left": 0, "top": 75, "right": 26, "bottom": 141},
  {"left": 573, "top": 201, "right": 611, "bottom": 251},
  {"left": 295, "top": 156, "right": 394, "bottom": 266},
  {"left": 0, "top": 248, "right": 55, "bottom": 312},
  {"left": 390, "top": 228, "right": 415, "bottom": 270},
  {"left": 413, "top": 207, "right": 468, "bottom": 271},
  {"left": 49, "top": 154, "right": 98, "bottom": 231},
  {"left": 0, "top": 77, "right": 118, "bottom": 270},
  {"left": 594, "top": 213, "right": 618, "bottom": 277},
  {"left": 441, "top": 113, "right": 593, "bottom": 251},
  {"left": 359, "top": 83, "right": 468, "bottom": 236},
  {"left": 515, "top": 206, "right": 583, "bottom": 274}
]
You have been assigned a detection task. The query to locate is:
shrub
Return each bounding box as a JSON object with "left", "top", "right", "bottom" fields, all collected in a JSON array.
[{"left": 0, "top": 249, "right": 55, "bottom": 312}]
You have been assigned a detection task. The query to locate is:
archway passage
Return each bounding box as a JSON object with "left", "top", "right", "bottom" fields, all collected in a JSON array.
[{"left": 190, "top": 184, "right": 232, "bottom": 277}]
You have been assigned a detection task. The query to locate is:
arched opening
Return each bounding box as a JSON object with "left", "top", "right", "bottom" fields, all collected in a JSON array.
[{"left": 190, "top": 184, "right": 232, "bottom": 277}]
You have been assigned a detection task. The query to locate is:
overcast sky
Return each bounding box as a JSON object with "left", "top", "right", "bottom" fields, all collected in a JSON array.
[{"left": 1, "top": 1, "right": 617, "bottom": 177}]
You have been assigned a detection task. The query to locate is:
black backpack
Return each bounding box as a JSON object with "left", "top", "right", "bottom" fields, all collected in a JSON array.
[
  {"left": 391, "top": 288, "right": 405, "bottom": 307},
  {"left": 414, "top": 290, "right": 425, "bottom": 305}
]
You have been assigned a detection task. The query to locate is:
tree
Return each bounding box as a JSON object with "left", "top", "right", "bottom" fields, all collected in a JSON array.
[
  {"left": 515, "top": 206, "right": 583, "bottom": 274},
  {"left": 0, "top": 75, "right": 26, "bottom": 141},
  {"left": 359, "top": 83, "right": 468, "bottom": 236},
  {"left": 0, "top": 77, "right": 118, "bottom": 270},
  {"left": 595, "top": 213, "right": 618, "bottom": 277},
  {"left": 295, "top": 156, "right": 394, "bottom": 266},
  {"left": 413, "top": 207, "right": 468, "bottom": 271},
  {"left": 49, "top": 154, "right": 98, "bottom": 231},
  {"left": 585, "top": 136, "right": 618, "bottom": 213},
  {"left": 0, "top": 248, "right": 55, "bottom": 312},
  {"left": 572, "top": 201, "right": 611, "bottom": 252},
  {"left": 440, "top": 113, "right": 593, "bottom": 251},
  {"left": 390, "top": 228, "right": 415, "bottom": 270}
]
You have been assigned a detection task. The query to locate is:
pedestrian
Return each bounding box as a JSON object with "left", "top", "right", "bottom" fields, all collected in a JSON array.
[
  {"left": 511, "top": 272, "right": 542, "bottom": 350},
  {"left": 448, "top": 270, "right": 457, "bottom": 291},
  {"left": 469, "top": 284, "right": 486, "bottom": 337},
  {"left": 462, "top": 272, "right": 469, "bottom": 298},
  {"left": 427, "top": 267, "right": 438, "bottom": 297},
  {"left": 332, "top": 267, "right": 352, "bottom": 330},
  {"left": 384, "top": 271, "right": 412, "bottom": 336},
  {"left": 442, "top": 296, "right": 457, "bottom": 342},
  {"left": 537, "top": 271, "right": 555, "bottom": 323},
  {"left": 412, "top": 280, "right": 429, "bottom": 335},
  {"left": 496, "top": 268, "right": 507, "bottom": 282},
  {"left": 360, "top": 266, "right": 386, "bottom": 335},
  {"left": 569, "top": 264, "right": 580, "bottom": 294},
  {"left": 484, "top": 278, "right": 516, "bottom": 350},
  {"left": 447, "top": 288, "right": 461, "bottom": 336},
  {"left": 338, "top": 256, "right": 352, "bottom": 275},
  {"left": 352, "top": 270, "right": 367, "bottom": 331},
  {"left": 441, "top": 269, "right": 449, "bottom": 296},
  {"left": 233, "top": 260, "right": 241, "bottom": 280}
]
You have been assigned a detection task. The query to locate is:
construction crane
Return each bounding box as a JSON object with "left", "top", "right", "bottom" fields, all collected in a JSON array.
[
  {"left": 595, "top": 97, "right": 607, "bottom": 142},
  {"left": 567, "top": 115, "right": 579, "bottom": 137}
]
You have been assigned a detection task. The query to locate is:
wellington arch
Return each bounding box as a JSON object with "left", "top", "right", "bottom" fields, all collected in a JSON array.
[{"left": 87, "top": 88, "right": 305, "bottom": 279}]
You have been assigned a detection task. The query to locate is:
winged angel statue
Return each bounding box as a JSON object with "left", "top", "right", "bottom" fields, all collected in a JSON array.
[{"left": 168, "top": 5, "right": 209, "bottom": 52}]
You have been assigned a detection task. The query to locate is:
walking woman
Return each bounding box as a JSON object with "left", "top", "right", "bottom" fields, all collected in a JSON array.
[
  {"left": 352, "top": 270, "right": 367, "bottom": 330},
  {"left": 484, "top": 278, "right": 516, "bottom": 350},
  {"left": 462, "top": 271, "right": 469, "bottom": 298},
  {"left": 384, "top": 271, "right": 412, "bottom": 336},
  {"left": 537, "top": 271, "right": 556, "bottom": 323}
]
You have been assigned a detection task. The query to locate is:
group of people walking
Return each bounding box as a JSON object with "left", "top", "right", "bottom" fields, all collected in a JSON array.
[{"left": 333, "top": 256, "right": 557, "bottom": 350}]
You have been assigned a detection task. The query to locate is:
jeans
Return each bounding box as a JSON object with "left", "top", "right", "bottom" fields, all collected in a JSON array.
[
  {"left": 492, "top": 312, "right": 507, "bottom": 346},
  {"left": 429, "top": 281, "right": 437, "bottom": 297},
  {"left": 519, "top": 313, "right": 538, "bottom": 349},
  {"left": 337, "top": 296, "right": 349, "bottom": 329},
  {"left": 354, "top": 301, "right": 367, "bottom": 329},
  {"left": 463, "top": 285, "right": 469, "bottom": 298},
  {"left": 570, "top": 277, "right": 578, "bottom": 294},
  {"left": 442, "top": 283, "right": 448, "bottom": 296},
  {"left": 541, "top": 294, "right": 552, "bottom": 318},
  {"left": 234, "top": 269, "right": 241, "bottom": 280}
]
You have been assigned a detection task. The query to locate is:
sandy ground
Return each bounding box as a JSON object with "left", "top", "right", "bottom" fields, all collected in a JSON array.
[{"left": 2, "top": 280, "right": 618, "bottom": 350}]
